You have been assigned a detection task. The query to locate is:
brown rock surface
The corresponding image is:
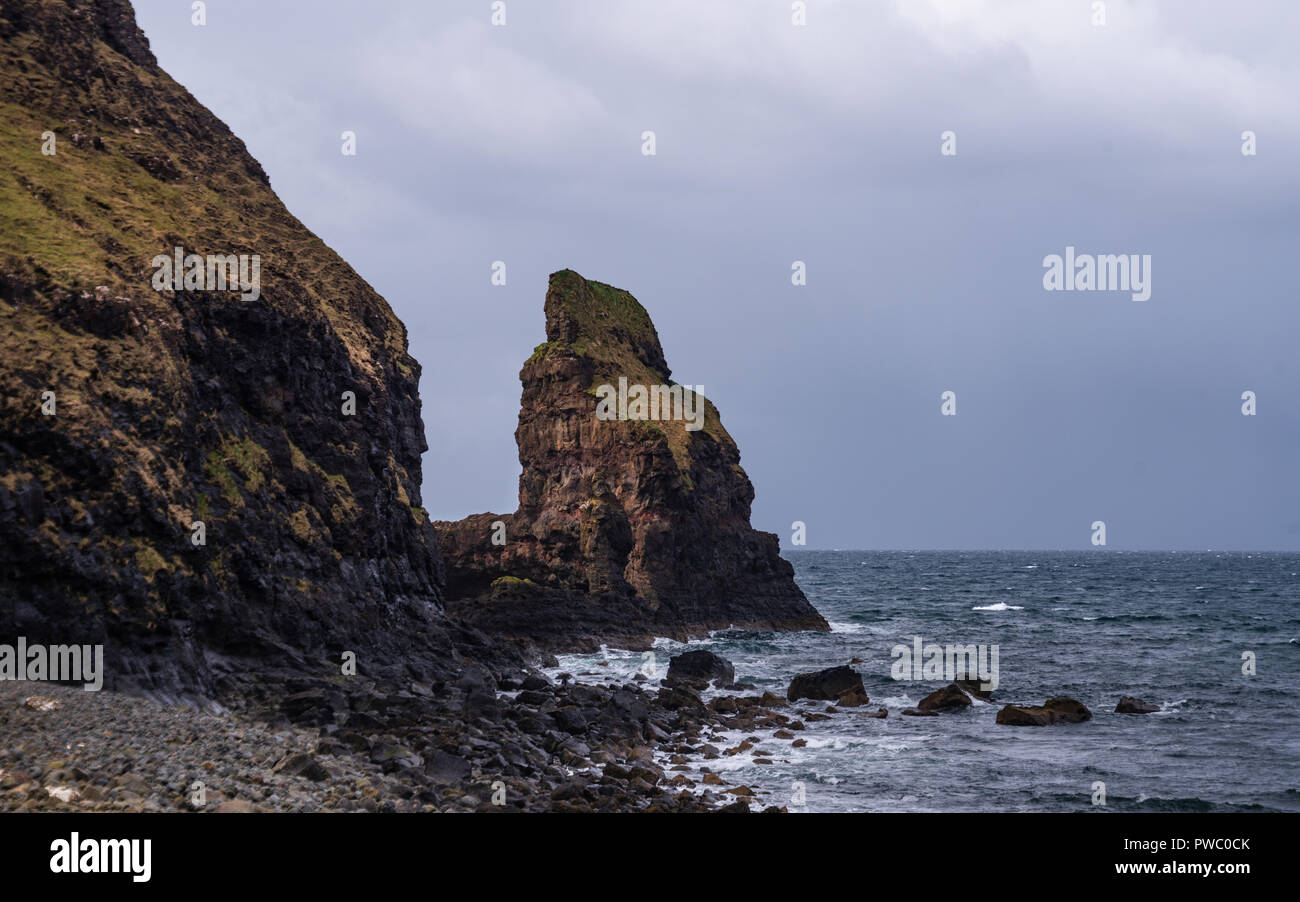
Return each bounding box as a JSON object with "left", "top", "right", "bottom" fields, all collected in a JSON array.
[{"left": 436, "top": 270, "right": 828, "bottom": 652}]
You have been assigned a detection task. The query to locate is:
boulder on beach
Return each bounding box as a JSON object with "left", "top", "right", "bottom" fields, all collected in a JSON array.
[
  {"left": 666, "top": 650, "right": 735, "bottom": 689},
  {"left": 917, "top": 683, "right": 973, "bottom": 712},
  {"left": 1115, "top": 695, "right": 1160, "bottom": 714},
  {"left": 996, "top": 697, "right": 1092, "bottom": 726},
  {"left": 787, "top": 665, "right": 864, "bottom": 702}
]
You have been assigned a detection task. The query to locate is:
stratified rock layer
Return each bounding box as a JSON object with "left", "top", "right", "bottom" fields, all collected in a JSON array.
[
  {"left": 0, "top": 0, "right": 505, "bottom": 699},
  {"left": 436, "top": 270, "right": 828, "bottom": 652}
]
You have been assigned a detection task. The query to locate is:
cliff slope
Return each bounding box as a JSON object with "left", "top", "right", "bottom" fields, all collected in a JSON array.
[
  {"left": 0, "top": 0, "right": 504, "bottom": 699},
  {"left": 436, "top": 270, "right": 829, "bottom": 652}
]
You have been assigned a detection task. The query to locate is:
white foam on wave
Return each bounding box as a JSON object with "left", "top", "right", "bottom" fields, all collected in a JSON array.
[
  {"left": 972, "top": 602, "right": 1024, "bottom": 611},
  {"left": 829, "top": 621, "right": 868, "bottom": 633}
]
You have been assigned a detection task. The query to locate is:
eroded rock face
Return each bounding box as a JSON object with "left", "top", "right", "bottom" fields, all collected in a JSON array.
[
  {"left": 0, "top": 0, "right": 509, "bottom": 699},
  {"left": 436, "top": 270, "right": 828, "bottom": 652}
]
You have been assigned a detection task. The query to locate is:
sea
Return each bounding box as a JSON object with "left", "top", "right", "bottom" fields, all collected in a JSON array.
[{"left": 549, "top": 550, "right": 1300, "bottom": 812}]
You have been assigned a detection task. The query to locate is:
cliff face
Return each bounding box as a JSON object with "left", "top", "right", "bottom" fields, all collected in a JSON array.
[
  {"left": 0, "top": 0, "right": 501, "bottom": 699},
  {"left": 436, "top": 270, "right": 829, "bottom": 652}
]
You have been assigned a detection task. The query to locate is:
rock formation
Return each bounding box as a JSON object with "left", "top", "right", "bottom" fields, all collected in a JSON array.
[
  {"left": 1115, "top": 695, "right": 1160, "bottom": 714},
  {"left": 0, "top": 0, "right": 507, "bottom": 700},
  {"left": 786, "top": 664, "right": 863, "bottom": 702},
  {"left": 435, "top": 269, "right": 828, "bottom": 652},
  {"left": 995, "top": 698, "right": 1093, "bottom": 726},
  {"left": 917, "top": 683, "right": 973, "bottom": 712}
]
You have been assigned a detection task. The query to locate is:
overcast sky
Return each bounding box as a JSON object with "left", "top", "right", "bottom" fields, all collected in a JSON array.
[{"left": 132, "top": 0, "right": 1300, "bottom": 550}]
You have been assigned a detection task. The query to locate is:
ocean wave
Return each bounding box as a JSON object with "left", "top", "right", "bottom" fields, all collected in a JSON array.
[
  {"left": 972, "top": 602, "right": 1024, "bottom": 611},
  {"left": 829, "top": 621, "right": 868, "bottom": 633}
]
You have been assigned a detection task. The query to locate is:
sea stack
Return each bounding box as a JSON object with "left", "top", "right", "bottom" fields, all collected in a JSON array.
[{"left": 435, "top": 270, "right": 829, "bottom": 653}]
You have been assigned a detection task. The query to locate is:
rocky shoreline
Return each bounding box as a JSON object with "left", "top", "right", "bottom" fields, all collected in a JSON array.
[
  {"left": 0, "top": 659, "right": 787, "bottom": 813},
  {"left": 3, "top": 651, "right": 1142, "bottom": 813}
]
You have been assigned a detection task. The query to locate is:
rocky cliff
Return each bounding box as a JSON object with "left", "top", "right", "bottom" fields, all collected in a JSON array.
[
  {"left": 435, "top": 270, "right": 829, "bottom": 652},
  {"left": 0, "top": 0, "right": 506, "bottom": 700}
]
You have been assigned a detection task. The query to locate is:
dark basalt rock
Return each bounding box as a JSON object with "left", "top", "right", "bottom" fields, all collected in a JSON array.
[
  {"left": 996, "top": 698, "right": 1093, "bottom": 726},
  {"left": 787, "top": 665, "right": 864, "bottom": 702},
  {"left": 917, "top": 683, "right": 973, "bottom": 712},
  {"left": 435, "top": 270, "right": 829, "bottom": 652},
  {"left": 835, "top": 688, "right": 871, "bottom": 707},
  {"left": 666, "top": 650, "right": 735, "bottom": 689},
  {"left": 0, "top": 0, "right": 522, "bottom": 701},
  {"left": 1115, "top": 695, "right": 1160, "bottom": 714}
]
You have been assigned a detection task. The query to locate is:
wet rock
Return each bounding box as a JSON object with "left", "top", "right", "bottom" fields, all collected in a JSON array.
[
  {"left": 787, "top": 665, "right": 864, "bottom": 702},
  {"left": 901, "top": 708, "right": 937, "bottom": 717},
  {"left": 996, "top": 698, "right": 1092, "bottom": 726},
  {"left": 1115, "top": 695, "right": 1160, "bottom": 714},
  {"left": 666, "top": 650, "right": 735, "bottom": 689},
  {"left": 836, "top": 688, "right": 870, "bottom": 708},
  {"left": 917, "top": 684, "right": 972, "bottom": 712}
]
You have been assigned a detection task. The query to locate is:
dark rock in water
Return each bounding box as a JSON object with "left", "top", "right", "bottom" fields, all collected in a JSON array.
[
  {"left": 862, "top": 707, "right": 888, "bottom": 718},
  {"left": 787, "top": 665, "right": 864, "bottom": 702},
  {"left": 1115, "top": 695, "right": 1160, "bottom": 714},
  {"left": 435, "top": 270, "right": 830, "bottom": 652},
  {"left": 835, "top": 688, "right": 870, "bottom": 707},
  {"left": 901, "top": 708, "right": 938, "bottom": 717},
  {"left": 918, "top": 684, "right": 973, "bottom": 712},
  {"left": 666, "top": 650, "right": 735, "bottom": 688},
  {"left": 996, "top": 698, "right": 1092, "bottom": 726}
]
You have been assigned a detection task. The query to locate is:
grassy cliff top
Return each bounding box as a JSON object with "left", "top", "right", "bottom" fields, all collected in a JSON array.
[
  {"left": 0, "top": 0, "right": 410, "bottom": 381},
  {"left": 543, "top": 269, "right": 670, "bottom": 379}
]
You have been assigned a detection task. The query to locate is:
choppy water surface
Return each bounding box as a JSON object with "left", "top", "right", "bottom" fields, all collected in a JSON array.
[{"left": 552, "top": 551, "right": 1300, "bottom": 812}]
